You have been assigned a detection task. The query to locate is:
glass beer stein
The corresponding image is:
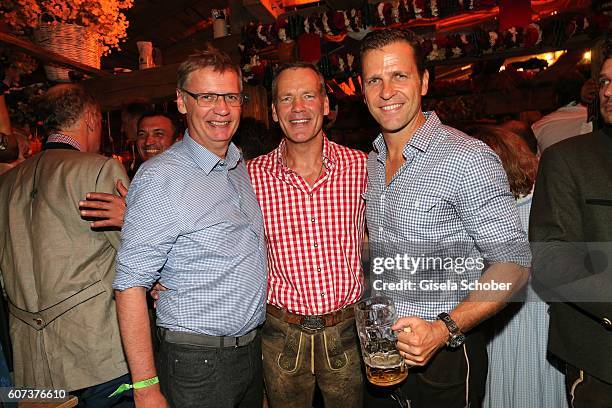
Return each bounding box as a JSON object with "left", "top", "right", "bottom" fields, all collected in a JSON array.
[{"left": 354, "top": 296, "right": 408, "bottom": 386}]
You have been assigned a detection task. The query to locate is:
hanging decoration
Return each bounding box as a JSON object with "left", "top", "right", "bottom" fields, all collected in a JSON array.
[
  {"left": 241, "top": 0, "right": 498, "bottom": 50},
  {"left": 212, "top": 8, "right": 230, "bottom": 38},
  {"left": 241, "top": 10, "right": 595, "bottom": 89}
]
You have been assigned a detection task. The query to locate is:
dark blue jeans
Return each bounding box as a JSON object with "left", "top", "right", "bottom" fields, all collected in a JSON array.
[
  {"left": 157, "top": 331, "right": 263, "bottom": 408},
  {"left": 72, "top": 373, "right": 134, "bottom": 407}
]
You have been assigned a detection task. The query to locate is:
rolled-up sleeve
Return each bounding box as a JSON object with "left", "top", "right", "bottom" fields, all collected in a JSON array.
[
  {"left": 113, "top": 169, "right": 181, "bottom": 291},
  {"left": 455, "top": 146, "right": 531, "bottom": 267}
]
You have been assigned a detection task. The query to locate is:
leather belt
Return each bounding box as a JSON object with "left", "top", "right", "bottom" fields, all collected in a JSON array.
[
  {"left": 266, "top": 304, "right": 355, "bottom": 332},
  {"left": 158, "top": 327, "right": 258, "bottom": 348}
]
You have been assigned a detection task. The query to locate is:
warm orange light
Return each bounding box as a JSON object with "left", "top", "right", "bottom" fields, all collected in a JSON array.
[
  {"left": 337, "top": 79, "right": 356, "bottom": 96},
  {"left": 502, "top": 50, "right": 566, "bottom": 70},
  {"left": 282, "top": 0, "right": 320, "bottom": 7}
]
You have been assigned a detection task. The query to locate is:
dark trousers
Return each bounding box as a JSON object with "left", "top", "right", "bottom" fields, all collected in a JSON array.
[
  {"left": 157, "top": 331, "right": 263, "bottom": 408},
  {"left": 262, "top": 313, "right": 364, "bottom": 408},
  {"left": 73, "top": 373, "right": 134, "bottom": 407},
  {"left": 365, "top": 330, "right": 487, "bottom": 408},
  {"left": 566, "top": 364, "right": 612, "bottom": 408}
]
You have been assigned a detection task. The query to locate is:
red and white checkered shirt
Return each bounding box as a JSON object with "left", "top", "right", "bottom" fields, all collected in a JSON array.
[{"left": 247, "top": 136, "right": 367, "bottom": 315}]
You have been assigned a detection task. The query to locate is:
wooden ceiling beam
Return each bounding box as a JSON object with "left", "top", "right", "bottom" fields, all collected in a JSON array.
[
  {"left": 0, "top": 32, "right": 112, "bottom": 78},
  {"left": 83, "top": 63, "right": 180, "bottom": 110}
]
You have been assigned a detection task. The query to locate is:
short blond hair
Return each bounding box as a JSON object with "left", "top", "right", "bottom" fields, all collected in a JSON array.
[{"left": 177, "top": 47, "right": 242, "bottom": 90}]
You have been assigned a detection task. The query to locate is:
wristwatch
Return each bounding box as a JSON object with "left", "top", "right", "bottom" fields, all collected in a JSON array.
[{"left": 437, "top": 312, "right": 466, "bottom": 348}]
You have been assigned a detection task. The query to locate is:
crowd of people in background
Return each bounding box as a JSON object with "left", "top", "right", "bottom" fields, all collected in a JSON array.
[{"left": 0, "top": 28, "right": 610, "bottom": 408}]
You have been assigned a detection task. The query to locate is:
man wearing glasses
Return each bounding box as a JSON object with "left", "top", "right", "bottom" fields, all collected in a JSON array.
[{"left": 113, "top": 49, "right": 267, "bottom": 408}]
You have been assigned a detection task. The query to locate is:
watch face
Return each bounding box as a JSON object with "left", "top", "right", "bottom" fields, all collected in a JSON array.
[{"left": 449, "top": 333, "right": 466, "bottom": 348}]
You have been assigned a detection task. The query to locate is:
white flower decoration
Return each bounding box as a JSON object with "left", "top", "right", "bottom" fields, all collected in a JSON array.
[
  {"left": 322, "top": 13, "right": 332, "bottom": 35},
  {"left": 378, "top": 3, "right": 386, "bottom": 25}
]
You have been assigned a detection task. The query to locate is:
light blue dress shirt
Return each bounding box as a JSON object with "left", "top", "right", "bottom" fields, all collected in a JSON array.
[
  {"left": 366, "top": 112, "right": 530, "bottom": 321},
  {"left": 114, "top": 131, "right": 267, "bottom": 336}
]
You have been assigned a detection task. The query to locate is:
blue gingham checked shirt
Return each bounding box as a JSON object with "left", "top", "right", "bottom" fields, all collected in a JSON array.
[
  {"left": 366, "top": 112, "right": 530, "bottom": 321},
  {"left": 114, "top": 131, "right": 267, "bottom": 336}
]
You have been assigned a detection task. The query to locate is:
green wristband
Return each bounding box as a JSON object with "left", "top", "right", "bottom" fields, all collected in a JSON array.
[{"left": 109, "top": 376, "right": 159, "bottom": 398}]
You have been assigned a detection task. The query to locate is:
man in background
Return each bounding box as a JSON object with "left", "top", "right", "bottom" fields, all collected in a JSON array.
[
  {"left": 121, "top": 101, "right": 153, "bottom": 176},
  {"left": 135, "top": 112, "right": 181, "bottom": 162},
  {"left": 530, "top": 38, "right": 612, "bottom": 408},
  {"left": 0, "top": 84, "right": 131, "bottom": 406}
]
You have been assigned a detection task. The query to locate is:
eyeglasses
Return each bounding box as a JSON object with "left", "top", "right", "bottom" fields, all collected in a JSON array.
[{"left": 180, "top": 89, "right": 248, "bottom": 107}]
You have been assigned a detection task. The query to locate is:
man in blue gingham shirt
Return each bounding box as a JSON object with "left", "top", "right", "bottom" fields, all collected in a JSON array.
[
  {"left": 366, "top": 109, "right": 531, "bottom": 318},
  {"left": 114, "top": 133, "right": 267, "bottom": 335},
  {"left": 113, "top": 49, "right": 267, "bottom": 407},
  {"left": 360, "top": 30, "right": 530, "bottom": 408}
]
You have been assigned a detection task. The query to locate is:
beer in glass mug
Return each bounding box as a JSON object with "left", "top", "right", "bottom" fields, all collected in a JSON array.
[{"left": 354, "top": 296, "right": 408, "bottom": 386}]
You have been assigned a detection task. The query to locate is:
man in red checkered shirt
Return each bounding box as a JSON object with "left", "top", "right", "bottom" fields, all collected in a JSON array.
[{"left": 247, "top": 62, "right": 368, "bottom": 408}]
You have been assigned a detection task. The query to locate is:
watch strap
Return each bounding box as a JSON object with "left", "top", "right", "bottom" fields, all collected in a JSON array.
[{"left": 437, "top": 312, "right": 464, "bottom": 347}]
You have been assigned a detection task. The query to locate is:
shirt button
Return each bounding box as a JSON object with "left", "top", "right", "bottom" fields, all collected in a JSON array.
[
  {"left": 379, "top": 227, "right": 383, "bottom": 232},
  {"left": 311, "top": 217, "right": 315, "bottom": 223},
  {"left": 321, "top": 293, "right": 325, "bottom": 297},
  {"left": 381, "top": 194, "right": 386, "bottom": 200},
  {"left": 314, "top": 243, "right": 318, "bottom": 248},
  {"left": 317, "top": 267, "right": 321, "bottom": 272}
]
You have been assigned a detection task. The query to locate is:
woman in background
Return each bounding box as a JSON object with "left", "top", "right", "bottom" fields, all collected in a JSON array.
[{"left": 471, "top": 126, "right": 567, "bottom": 408}]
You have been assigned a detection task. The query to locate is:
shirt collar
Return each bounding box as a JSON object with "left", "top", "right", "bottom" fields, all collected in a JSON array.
[
  {"left": 46, "top": 133, "right": 83, "bottom": 151},
  {"left": 372, "top": 111, "right": 440, "bottom": 162},
  {"left": 183, "top": 130, "right": 241, "bottom": 174},
  {"left": 273, "top": 134, "right": 337, "bottom": 175}
]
